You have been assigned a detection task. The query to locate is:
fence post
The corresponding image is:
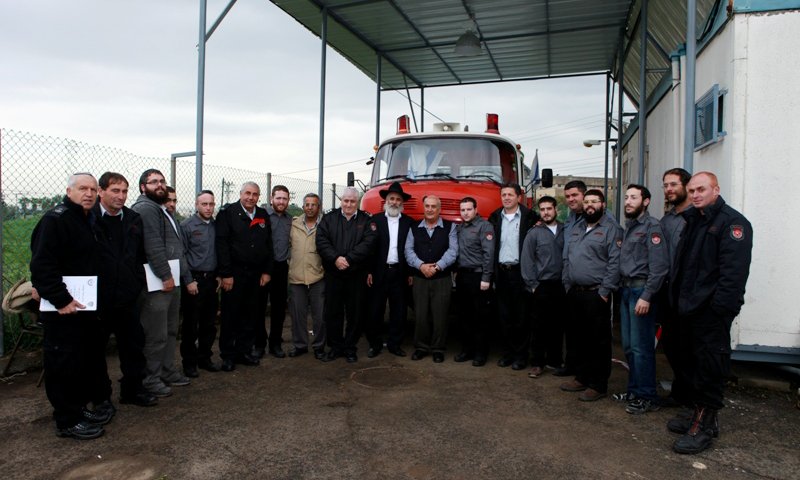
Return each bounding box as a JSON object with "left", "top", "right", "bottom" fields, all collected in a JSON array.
[
  {"left": 266, "top": 173, "right": 272, "bottom": 199},
  {"left": 331, "top": 183, "right": 336, "bottom": 210},
  {"left": 0, "top": 128, "right": 4, "bottom": 355}
]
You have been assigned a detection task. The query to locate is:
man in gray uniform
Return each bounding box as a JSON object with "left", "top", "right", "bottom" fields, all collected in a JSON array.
[
  {"left": 560, "top": 189, "right": 622, "bottom": 402},
  {"left": 454, "top": 196, "right": 495, "bottom": 367},
  {"left": 619, "top": 184, "right": 669, "bottom": 414},
  {"left": 521, "top": 196, "right": 565, "bottom": 378},
  {"left": 659, "top": 167, "right": 693, "bottom": 407},
  {"left": 180, "top": 190, "right": 220, "bottom": 378},
  {"left": 132, "top": 169, "right": 196, "bottom": 398},
  {"left": 255, "top": 185, "right": 292, "bottom": 359}
]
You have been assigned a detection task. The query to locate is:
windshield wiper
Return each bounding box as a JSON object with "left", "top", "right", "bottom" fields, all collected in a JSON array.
[
  {"left": 414, "top": 173, "right": 459, "bottom": 182},
  {"left": 457, "top": 174, "right": 501, "bottom": 186},
  {"left": 378, "top": 174, "right": 415, "bottom": 183}
]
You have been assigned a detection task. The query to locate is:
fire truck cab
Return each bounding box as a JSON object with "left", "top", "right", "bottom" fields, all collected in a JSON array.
[{"left": 358, "top": 114, "right": 530, "bottom": 221}]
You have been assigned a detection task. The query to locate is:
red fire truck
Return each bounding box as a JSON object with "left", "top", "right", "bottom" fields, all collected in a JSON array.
[{"left": 353, "top": 114, "right": 533, "bottom": 221}]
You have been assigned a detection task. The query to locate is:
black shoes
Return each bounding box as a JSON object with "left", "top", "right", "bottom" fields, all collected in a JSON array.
[
  {"left": 497, "top": 357, "right": 514, "bottom": 368},
  {"left": 198, "top": 359, "right": 221, "bottom": 372},
  {"left": 120, "top": 392, "right": 158, "bottom": 407},
  {"left": 511, "top": 359, "right": 527, "bottom": 371},
  {"left": 367, "top": 347, "right": 382, "bottom": 358},
  {"left": 288, "top": 348, "right": 308, "bottom": 358},
  {"left": 411, "top": 350, "right": 428, "bottom": 361},
  {"left": 553, "top": 366, "right": 575, "bottom": 377},
  {"left": 313, "top": 348, "right": 326, "bottom": 360},
  {"left": 221, "top": 359, "right": 236, "bottom": 372},
  {"left": 346, "top": 353, "right": 358, "bottom": 363},
  {"left": 454, "top": 352, "right": 473, "bottom": 363},
  {"left": 322, "top": 351, "right": 342, "bottom": 362},
  {"left": 56, "top": 421, "right": 104, "bottom": 440},
  {"left": 672, "top": 407, "right": 719, "bottom": 454},
  {"left": 269, "top": 347, "right": 286, "bottom": 358},
  {"left": 236, "top": 354, "right": 260, "bottom": 366},
  {"left": 82, "top": 407, "right": 112, "bottom": 426},
  {"left": 387, "top": 346, "right": 406, "bottom": 357},
  {"left": 472, "top": 356, "right": 487, "bottom": 367},
  {"left": 251, "top": 347, "right": 266, "bottom": 359},
  {"left": 94, "top": 400, "right": 117, "bottom": 419},
  {"left": 184, "top": 365, "right": 199, "bottom": 378},
  {"left": 432, "top": 352, "right": 445, "bottom": 363}
]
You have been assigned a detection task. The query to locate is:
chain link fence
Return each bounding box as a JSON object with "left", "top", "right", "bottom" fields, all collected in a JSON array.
[{"left": 0, "top": 128, "right": 345, "bottom": 355}]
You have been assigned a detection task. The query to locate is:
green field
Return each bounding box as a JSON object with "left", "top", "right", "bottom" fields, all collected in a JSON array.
[{"left": 2, "top": 215, "right": 40, "bottom": 352}]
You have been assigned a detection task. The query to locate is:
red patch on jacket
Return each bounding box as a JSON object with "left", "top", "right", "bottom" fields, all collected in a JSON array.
[
  {"left": 730, "top": 225, "right": 744, "bottom": 241},
  {"left": 250, "top": 217, "right": 266, "bottom": 228},
  {"left": 651, "top": 233, "right": 661, "bottom": 245}
]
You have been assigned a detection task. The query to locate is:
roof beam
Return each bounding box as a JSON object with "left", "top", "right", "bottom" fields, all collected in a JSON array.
[
  {"left": 386, "top": 0, "right": 462, "bottom": 84},
  {"left": 306, "top": 0, "right": 423, "bottom": 87},
  {"left": 379, "top": 70, "right": 607, "bottom": 91},
  {"left": 384, "top": 22, "right": 622, "bottom": 53}
]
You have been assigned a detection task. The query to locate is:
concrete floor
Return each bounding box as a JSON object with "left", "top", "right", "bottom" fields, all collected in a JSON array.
[{"left": 1, "top": 328, "right": 799, "bottom": 480}]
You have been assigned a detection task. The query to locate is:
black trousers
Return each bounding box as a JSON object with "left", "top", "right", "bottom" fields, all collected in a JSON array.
[
  {"left": 567, "top": 289, "right": 612, "bottom": 393},
  {"left": 180, "top": 273, "right": 219, "bottom": 367},
  {"left": 88, "top": 301, "right": 148, "bottom": 402},
  {"left": 658, "top": 287, "right": 692, "bottom": 406},
  {"left": 530, "top": 280, "right": 566, "bottom": 368},
  {"left": 455, "top": 270, "right": 491, "bottom": 357},
  {"left": 495, "top": 266, "right": 531, "bottom": 361},
  {"left": 675, "top": 307, "right": 732, "bottom": 410},
  {"left": 256, "top": 260, "right": 288, "bottom": 350},
  {"left": 324, "top": 273, "right": 366, "bottom": 355},
  {"left": 42, "top": 313, "right": 95, "bottom": 429},
  {"left": 366, "top": 265, "right": 407, "bottom": 350},
  {"left": 219, "top": 270, "right": 261, "bottom": 360}
]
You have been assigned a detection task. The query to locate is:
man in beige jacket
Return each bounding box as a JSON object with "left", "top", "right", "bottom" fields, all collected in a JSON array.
[{"left": 288, "top": 193, "right": 326, "bottom": 359}]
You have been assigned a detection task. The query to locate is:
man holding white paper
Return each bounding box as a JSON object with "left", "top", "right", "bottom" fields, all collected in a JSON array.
[
  {"left": 31, "top": 172, "right": 107, "bottom": 440},
  {"left": 132, "top": 169, "right": 196, "bottom": 398}
]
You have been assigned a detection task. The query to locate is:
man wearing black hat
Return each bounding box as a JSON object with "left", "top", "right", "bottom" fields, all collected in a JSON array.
[{"left": 365, "top": 182, "right": 415, "bottom": 357}]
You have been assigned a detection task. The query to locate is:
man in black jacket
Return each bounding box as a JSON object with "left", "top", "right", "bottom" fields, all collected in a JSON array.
[
  {"left": 90, "top": 172, "right": 156, "bottom": 410},
  {"left": 365, "top": 182, "right": 414, "bottom": 358},
  {"left": 668, "top": 172, "right": 753, "bottom": 455},
  {"left": 215, "top": 181, "right": 274, "bottom": 372},
  {"left": 316, "top": 187, "right": 377, "bottom": 363},
  {"left": 30, "top": 173, "right": 107, "bottom": 440},
  {"left": 488, "top": 183, "right": 538, "bottom": 370}
]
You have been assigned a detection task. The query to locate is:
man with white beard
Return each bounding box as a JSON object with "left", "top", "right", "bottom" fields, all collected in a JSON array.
[{"left": 365, "top": 182, "right": 415, "bottom": 357}]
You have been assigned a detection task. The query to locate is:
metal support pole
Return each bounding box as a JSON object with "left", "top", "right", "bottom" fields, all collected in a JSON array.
[
  {"left": 617, "top": 40, "right": 625, "bottom": 220},
  {"left": 638, "top": 0, "right": 648, "bottom": 185},
  {"left": 318, "top": 8, "right": 328, "bottom": 197},
  {"left": 171, "top": 156, "right": 177, "bottom": 189},
  {"left": 266, "top": 173, "right": 272, "bottom": 200},
  {"left": 604, "top": 72, "right": 611, "bottom": 202},
  {"left": 420, "top": 87, "right": 425, "bottom": 132},
  {"left": 331, "top": 183, "right": 337, "bottom": 210},
  {"left": 684, "top": 0, "right": 697, "bottom": 173},
  {"left": 0, "top": 129, "right": 4, "bottom": 355},
  {"left": 375, "top": 55, "right": 382, "bottom": 147},
  {"left": 195, "top": 0, "right": 207, "bottom": 195}
]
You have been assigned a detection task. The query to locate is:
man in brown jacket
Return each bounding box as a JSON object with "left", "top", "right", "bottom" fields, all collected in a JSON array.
[{"left": 288, "top": 193, "right": 326, "bottom": 359}]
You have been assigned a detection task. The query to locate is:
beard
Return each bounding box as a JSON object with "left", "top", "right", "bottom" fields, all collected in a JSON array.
[
  {"left": 669, "top": 190, "right": 687, "bottom": 206},
  {"left": 384, "top": 203, "right": 403, "bottom": 217},
  {"left": 584, "top": 207, "right": 604, "bottom": 224},
  {"left": 624, "top": 203, "right": 645, "bottom": 219},
  {"left": 145, "top": 188, "right": 167, "bottom": 204}
]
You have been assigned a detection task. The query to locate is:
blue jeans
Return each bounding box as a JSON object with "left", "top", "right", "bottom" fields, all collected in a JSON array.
[{"left": 620, "top": 287, "right": 658, "bottom": 400}]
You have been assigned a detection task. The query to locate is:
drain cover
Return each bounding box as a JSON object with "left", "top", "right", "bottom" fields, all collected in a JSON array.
[{"left": 351, "top": 366, "right": 420, "bottom": 388}]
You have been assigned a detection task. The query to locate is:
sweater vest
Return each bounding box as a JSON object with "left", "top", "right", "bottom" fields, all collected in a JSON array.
[{"left": 411, "top": 220, "right": 452, "bottom": 278}]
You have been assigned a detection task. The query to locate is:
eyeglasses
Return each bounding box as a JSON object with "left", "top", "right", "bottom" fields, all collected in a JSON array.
[{"left": 146, "top": 179, "right": 167, "bottom": 186}]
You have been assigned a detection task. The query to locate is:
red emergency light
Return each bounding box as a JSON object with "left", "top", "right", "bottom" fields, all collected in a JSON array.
[
  {"left": 397, "top": 115, "right": 411, "bottom": 134},
  {"left": 485, "top": 113, "right": 500, "bottom": 134}
]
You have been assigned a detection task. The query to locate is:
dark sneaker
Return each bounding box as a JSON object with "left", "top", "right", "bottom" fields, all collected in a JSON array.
[
  {"left": 82, "top": 407, "right": 112, "bottom": 425},
  {"left": 625, "top": 398, "right": 660, "bottom": 415},
  {"left": 612, "top": 391, "right": 634, "bottom": 402},
  {"left": 56, "top": 421, "right": 104, "bottom": 440},
  {"left": 166, "top": 375, "right": 191, "bottom": 387},
  {"left": 94, "top": 400, "right": 117, "bottom": 419},
  {"left": 148, "top": 384, "right": 173, "bottom": 398}
]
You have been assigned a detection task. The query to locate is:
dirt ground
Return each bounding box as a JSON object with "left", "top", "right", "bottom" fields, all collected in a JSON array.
[{"left": 1, "top": 326, "right": 799, "bottom": 480}]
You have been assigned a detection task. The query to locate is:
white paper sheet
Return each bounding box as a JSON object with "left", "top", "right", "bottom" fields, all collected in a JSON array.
[
  {"left": 39, "top": 276, "right": 98, "bottom": 312},
  {"left": 143, "top": 259, "right": 181, "bottom": 292}
]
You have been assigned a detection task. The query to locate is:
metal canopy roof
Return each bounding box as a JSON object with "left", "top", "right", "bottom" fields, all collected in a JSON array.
[{"left": 269, "top": 0, "right": 718, "bottom": 100}]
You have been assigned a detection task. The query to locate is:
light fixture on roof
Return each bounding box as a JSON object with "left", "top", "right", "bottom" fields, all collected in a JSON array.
[{"left": 455, "top": 28, "right": 482, "bottom": 56}]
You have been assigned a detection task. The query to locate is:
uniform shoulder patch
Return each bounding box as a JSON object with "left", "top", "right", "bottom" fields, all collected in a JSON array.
[
  {"left": 370, "top": 222, "right": 377, "bottom": 231},
  {"left": 616, "top": 239, "right": 622, "bottom": 248},
  {"left": 52, "top": 205, "right": 67, "bottom": 215},
  {"left": 486, "top": 232, "right": 493, "bottom": 241},
  {"left": 651, "top": 233, "right": 662, "bottom": 245},
  {"left": 730, "top": 225, "right": 745, "bottom": 241}
]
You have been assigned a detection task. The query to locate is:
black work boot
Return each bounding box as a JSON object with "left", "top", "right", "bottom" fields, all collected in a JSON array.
[
  {"left": 667, "top": 407, "right": 720, "bottom": 437},
  {"left": 673, "top": 407, "right": 719, "bottom": 454}
]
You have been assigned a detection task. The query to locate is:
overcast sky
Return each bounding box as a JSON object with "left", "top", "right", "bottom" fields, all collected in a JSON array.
[{"left": 0, "top": 0, "right": 615, "bottom": 186}]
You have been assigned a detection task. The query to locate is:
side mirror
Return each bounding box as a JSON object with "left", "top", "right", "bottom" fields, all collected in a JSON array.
[{"left": 541, "top": 168, "right": 553, "bottom": 188}]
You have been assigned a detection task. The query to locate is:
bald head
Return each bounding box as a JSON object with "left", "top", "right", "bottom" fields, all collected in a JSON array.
[{"left": 687, "top": 171, "right": 721, "bottom": 211}]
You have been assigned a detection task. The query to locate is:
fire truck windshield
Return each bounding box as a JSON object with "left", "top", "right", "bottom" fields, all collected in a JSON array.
[{"left": 370, "top": 137, "right": 517, "bottom": 186}]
